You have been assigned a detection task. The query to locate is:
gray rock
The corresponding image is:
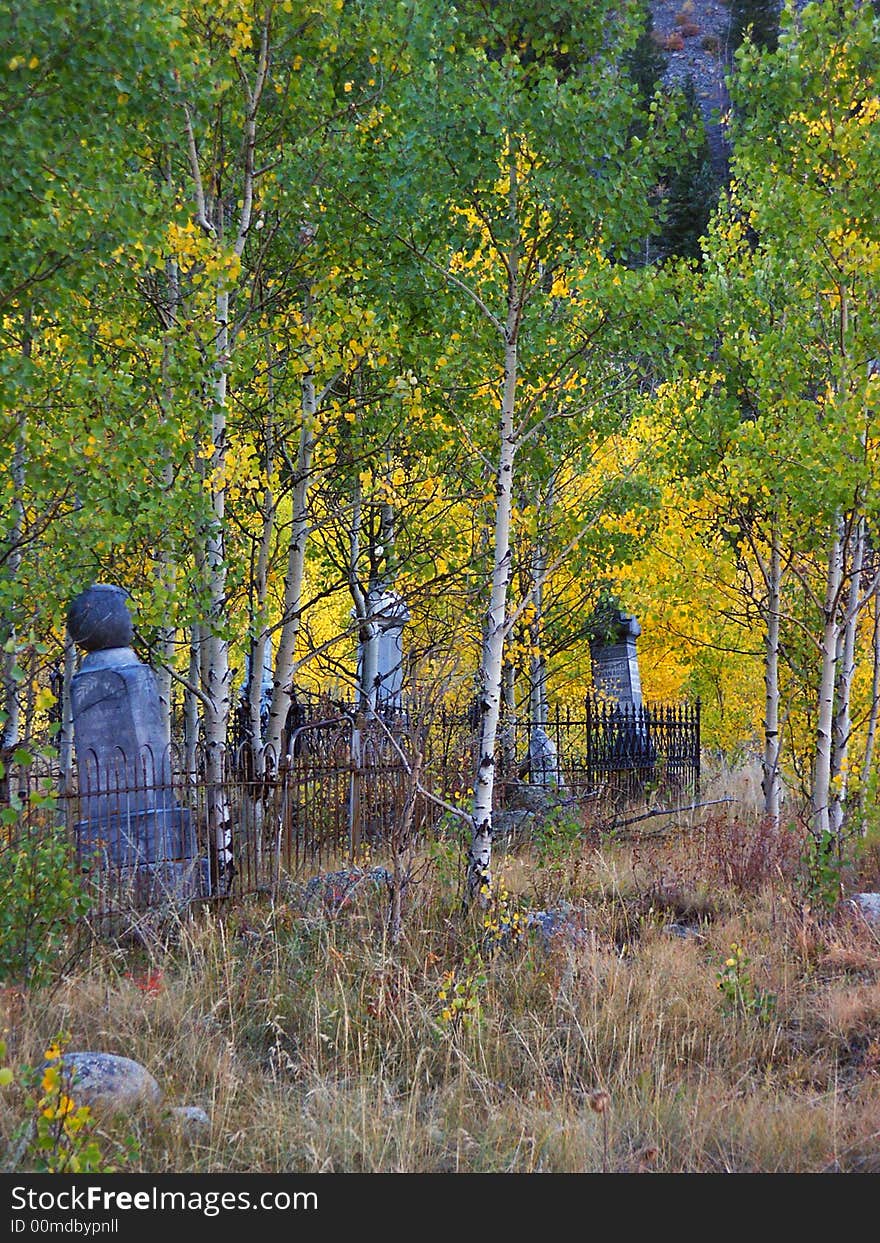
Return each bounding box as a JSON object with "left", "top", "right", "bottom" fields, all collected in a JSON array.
[
  {"left": 851, "top": 893, "right": 880, "bottom": 924},
  {"left": 663, "top": 923, "right": 704, "bottom": 940},
  {"left": 493, "top": 808, "right": 533, "bottom": 838},
  {"left": 169, "top": 1105, "right": 211, "bottom": 1137},
  {"left": 303, "top": 867, "right": 391, "bottom": 912},
  {"left": 506, "top": 783, "right": 551, "bottom": 814},
  {"left": 525, "top": 905, "right": 587, "bottom": 950},
  {"left": 56, "top": 1053, "right": 162, "bottom": 1114}
]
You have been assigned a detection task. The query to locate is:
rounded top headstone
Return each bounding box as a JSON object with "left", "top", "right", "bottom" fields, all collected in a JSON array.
[{"left": 67, "top": 584, "right": 133, "bottom": 652}]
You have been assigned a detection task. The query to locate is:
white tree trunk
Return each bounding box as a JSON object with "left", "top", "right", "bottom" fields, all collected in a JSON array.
[
  {"left": 761, "top": 527, "right": 783, "bottom": 826},
  {"left": 468, "top": 315, "right": 519, "bottom": 898},
  {"left": 860, "top": 585, "right": 880, "bottom": 833},
  {"left": 1, "top": 320, "right": 30, "bottom": 751},
  {"left": 466, "top": 136, "right": 522, "bottom": 901},
  {"left": 155, "top": 248, "right": 180, "bottom": 752},
  {"left": 184, "top": 625, "right": 201, "bottom": 780},
  {"left": 203, "top": 282, "right": 233, "bottom": 888},
  {"left": 811, "top": 519, "right": 844, "bottom": 839},
  {"left": 0, "top": 405, "right": 24, "bottom": 750},
  {"left": 529, "top": 532, "right": 548, "bottom": 733},
  {"left": 247, "top": 484, "right": 274, "bottom": 760},
  {"left": 830, "top": 515, "right": 864, "bottom": 836}
]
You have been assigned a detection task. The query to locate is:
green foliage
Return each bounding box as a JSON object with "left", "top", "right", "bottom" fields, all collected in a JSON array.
[
  {"left": 435, "top": 949, "right": 486, "bottom": 1036},
  {"left": 532, "top": 803, "right": 583, "bottom": 875},
  {"left": 656, "top": 80, "right": 720, "bottom": 262},
  {"left": 2, "top": 1036, "right": 132, "bottom": 1173},
  {"left": 801, "top": 828, "right": 843, "bottom": 913},
  {"left": 730, "top": 0, "right": 780, "bottom": 52},
  {"left": 715, "top": 941, "right": 775, "bottom": 1021},
  {"left": 0, "top": 753, "right": 88, "bottom": 986}
]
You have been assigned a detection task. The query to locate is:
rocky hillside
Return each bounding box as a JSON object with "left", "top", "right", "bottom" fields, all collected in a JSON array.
[{"left": 648, "top": 0, "right": 734, "bottom": 175}]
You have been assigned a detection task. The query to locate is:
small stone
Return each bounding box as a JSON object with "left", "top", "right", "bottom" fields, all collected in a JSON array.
[
  {"left": 169, "top": 1105, "right": 211, "bottom": 1137},
  {"left": 851, "top": 893, "right": 880, "bottom": 924},
  {"left": 55, "top": 1053, "right": 162, "bottom": 1114},
  {"left": 525, "top": 905, "right": 587, "bottom": 949},
  {"left": 303, "top": 867, "right": 391, "bottom": 912},
  {"left": 663, "top": 923, "right": 703, "bottom": 940}
]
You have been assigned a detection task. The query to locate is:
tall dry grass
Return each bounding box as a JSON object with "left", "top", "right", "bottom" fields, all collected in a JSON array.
[{"left": 2, "top": 796, "right": 880, "bottom": 1173}]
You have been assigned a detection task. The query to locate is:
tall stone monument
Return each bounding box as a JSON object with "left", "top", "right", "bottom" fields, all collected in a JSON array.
[
  {"left": 356, "top": 587, "right": 410, "bottom": 712},
  {"left": 588, "top": 602, "right": 654, "bottom": 773},
  {"left": 589, "top": 606, "right": 644, "bottom": 708},
  {"left": 67, "top": 584, "right": 203, "bottom": 905}
]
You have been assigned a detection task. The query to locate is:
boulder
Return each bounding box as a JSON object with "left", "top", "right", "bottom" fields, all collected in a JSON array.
[
  {"left": 525, "top": 905, "right": 587, "bottom": 950},
  {"left": 492, "top": 808, "right": 533, "bottom": 838},
  {"left": 506, "top": 783, "right": 552, "bottom": 814},
  {"left": 663, "top": 923, "right": 704, "bottom": 941},
  {"left": 169, "top": 1105, "right": 211, "bottom": 1138},
  {"left": 851, "top": 893, "right": 880, "bottom": 924},
  {"left": 56, "top": 1053, "right": 162, "bottom": 1114}
]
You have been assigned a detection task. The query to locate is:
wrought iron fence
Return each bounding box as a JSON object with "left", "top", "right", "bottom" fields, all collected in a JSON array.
[{"left": 1, "top": 696, "right": 699, "bottom": 918}]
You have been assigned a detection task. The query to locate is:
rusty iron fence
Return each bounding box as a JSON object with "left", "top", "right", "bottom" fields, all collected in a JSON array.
[
  {"left": 495, "top": 698, "right": 701, "bottom": 806},
  {"left": 2, "top": 697, "right": 699, "bottom": 918}
]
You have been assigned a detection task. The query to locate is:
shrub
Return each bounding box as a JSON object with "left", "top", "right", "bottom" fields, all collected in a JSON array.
[
  {"left": 701, "top": 813, "right": 804, "bottom": 892},
  {"left": 663, "top": 32, "right": 685, "bottom": 51},
  {"left": 0, "top": 823, "right": 88, "bottom": 987}
]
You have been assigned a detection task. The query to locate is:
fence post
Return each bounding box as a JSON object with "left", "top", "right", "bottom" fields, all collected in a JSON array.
[{"left": 694, "top": 697, "right": 701, "bottom": 798}]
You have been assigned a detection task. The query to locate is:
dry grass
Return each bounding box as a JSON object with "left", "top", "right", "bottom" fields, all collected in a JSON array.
[{"left": 2, "top": 800, "right": 880, "bottom": 1173}]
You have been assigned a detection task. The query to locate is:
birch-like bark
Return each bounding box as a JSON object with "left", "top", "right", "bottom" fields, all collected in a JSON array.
[
  {"left": 0, "top": 403, "right": 25, "bottom": 750},
  {"left": 184, "top": 625, "right": 201, "bottom": 780},
  {"left": 529, "top": 478, "right": 552, "bottom": 734},
  {"left": 467, "top": 147, "right": 520, "bottom": 897},
  {"left": 761, "top": 526, "right": 783, "bottom": 826},
  {"left": 830, "top": 515, "right": 865, "bottom": 836},
  {"left": 247, "top": 487, "right": 273, "bottom": 759},
  {"left": 203, "top": 279, "right": 234, "bottom": 886},
  {"left": 1, "top": 314, "right": 30, "bottom": 751},
  {"left": 811, "top": 518, "right": 845, "bottom": 839},
  {"left": 859, "top": 585, "right": 880, "bottom": 833},
  {"left": 467, "top": 324, "right": 517, "bottom": 897},
  {"left": 190, "top": 18, "right": 269, "bottom": 889}
]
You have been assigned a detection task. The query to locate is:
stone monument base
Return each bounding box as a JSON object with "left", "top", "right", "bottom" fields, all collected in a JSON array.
[{"left": 75, "top": 807, "right": 206, "bottom": 907}]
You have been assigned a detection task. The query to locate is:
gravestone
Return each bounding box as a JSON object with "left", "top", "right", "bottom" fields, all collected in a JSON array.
[
  {"left": 589, "top": 608, "right": 644, "bottom": 708},
  {"left": 528, "top": 726, "right": 562, "bottom": 788},
  {"left": 588, "top": 603, "right": 654, "bottom": 775},
  {"left": 356, "top": 588, "right": 410, "bottom": 712},
  {"left": 67, "top": 584, "right": 203, "bottom": 906}
]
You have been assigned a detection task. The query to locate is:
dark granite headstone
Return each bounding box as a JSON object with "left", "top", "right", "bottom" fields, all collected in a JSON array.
[
  {"left": 67, "top": 585, "right": 203, "bottom": 905},
  {"left": 589, "top": 609, "right": 643, "bottom": 707},
  {"left": 588, "top": 605, "right": 654, "bottom": 774}
]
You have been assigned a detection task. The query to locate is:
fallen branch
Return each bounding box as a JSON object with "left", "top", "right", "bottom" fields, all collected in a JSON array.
[{"left": 600, "top": 797, "right": 734, "bottom": 835}]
